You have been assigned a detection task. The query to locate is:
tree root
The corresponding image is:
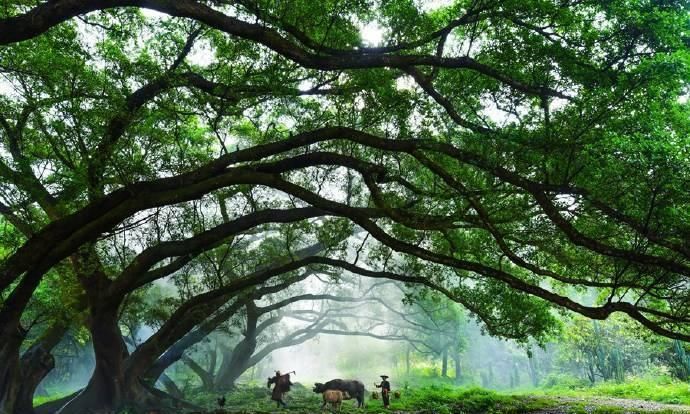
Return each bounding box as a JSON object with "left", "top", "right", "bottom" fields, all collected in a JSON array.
[{"left": 34, "top": 380, "right": 203, "bottom": 414}]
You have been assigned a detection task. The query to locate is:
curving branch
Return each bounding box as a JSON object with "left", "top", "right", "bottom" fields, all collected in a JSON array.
[
  {"left": 1, "top": 126, "right": 688, "bottom": 343},
  {"left": 107, "top": 207, "right": 328, "bottom": 301},
  {"left": 0, "top": 0, "right": 567, "bottom": 99}
]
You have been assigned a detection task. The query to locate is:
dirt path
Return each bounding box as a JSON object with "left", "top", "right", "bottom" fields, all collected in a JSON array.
[{"left": 532, "top": 396, "right": 690, "bottom": 413}]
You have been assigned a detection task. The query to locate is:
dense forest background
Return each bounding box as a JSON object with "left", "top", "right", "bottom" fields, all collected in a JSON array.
[{"left": 33, "top": 284, "right": 690, "bottom": 402}]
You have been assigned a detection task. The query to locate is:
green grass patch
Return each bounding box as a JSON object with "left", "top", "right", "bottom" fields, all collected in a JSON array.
[
  {"left": 373, "top": 385, "right": 554, "bottom": 414},
  {"left": 37, "top": 377, "right": 689, "bottom": 413},
  {"left": 532, "top": 375, "right": 690, "bottom": 406},
  {"left": 33, "top": 390, "right": 75, "bottom": 406},
  {"left": 188, "top": 383, "right": 556, "bottom": 414},
  {"left": 195, "top": 381, "right": 690, "bottom": 414}
]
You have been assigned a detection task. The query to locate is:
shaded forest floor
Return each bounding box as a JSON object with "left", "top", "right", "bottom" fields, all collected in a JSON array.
[
  {"left": 178, "top": 384, "right": 690, "bottom": 414},
  {"left": 34, "top": 380, "right": 690, "bottom": 413}
]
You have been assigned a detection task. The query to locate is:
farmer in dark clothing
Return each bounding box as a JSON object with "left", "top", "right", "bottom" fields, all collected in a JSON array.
[
  {"left": 268, "top": 370, "right": 293, "bottom": 408},
  {"left": 375, "top": 374, "right": 391, "bottom": 408}
]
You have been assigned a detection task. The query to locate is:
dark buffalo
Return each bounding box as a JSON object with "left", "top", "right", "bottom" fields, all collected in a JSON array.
[{"left": 313, "top": 379, "right": 365, "bottom": 408}]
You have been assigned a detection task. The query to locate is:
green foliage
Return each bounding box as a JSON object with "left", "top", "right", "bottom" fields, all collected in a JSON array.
[
  {"left": 541, "top": 373, "right": 591, "bottom": 390},
  {"left": 1, "top": 1, "right": 690, "bottom": 412},
  {"left": 535, "top": 375, "right": 690, "bottom": 407},
  {"left": 557, "top": 316, "right": 652, "bottom": 384},
  {"left": 182, "top": 381, "right": 688, "bottom": 414},
  {"left": 316, "top": 217, "right": 354, "bottom": 248},
  {"left": 670, "top": 340, "right": 690, "bottom": 381},
  {"left": 185, "top": 383, "right": 554, "bottom": 413}
]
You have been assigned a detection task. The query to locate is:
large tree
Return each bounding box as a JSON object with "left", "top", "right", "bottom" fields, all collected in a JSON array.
[{"left": 0, "top": 1, "right": 688, "bottom": 412}]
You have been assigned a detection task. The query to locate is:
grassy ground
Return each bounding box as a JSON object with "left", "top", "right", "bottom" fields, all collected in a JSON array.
[
  {"left": 186, "top": 382, "right": 690, "bottom": 414},
  {"left": 187, "top": 383, "right": 553, "bottom": 413},
  {"left": 33, "top": 390, "right": 73, "bottom": 407},
  {"left": 529, "top": 376, "right": 690, "bottom": 406},
  {"left": 33, "top": 376, "right": 690, "bottom": 413}
]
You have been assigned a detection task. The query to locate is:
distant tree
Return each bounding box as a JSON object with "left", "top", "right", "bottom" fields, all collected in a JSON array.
[
  {"left": 557, "top": 316, "right": 652, "bottom": 384},
  {"left": 396, "top": 291, "right": 467, "bottom": 381}
]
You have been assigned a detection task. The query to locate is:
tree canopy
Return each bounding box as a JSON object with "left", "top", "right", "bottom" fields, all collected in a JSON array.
[{"left": 0, "top": 0, "right": 688, "bottom": 413}]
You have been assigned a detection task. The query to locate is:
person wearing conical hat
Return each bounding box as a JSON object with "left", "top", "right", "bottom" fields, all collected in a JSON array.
[{"left": 375, "top": 375, "right": 391, "bottom": 408}]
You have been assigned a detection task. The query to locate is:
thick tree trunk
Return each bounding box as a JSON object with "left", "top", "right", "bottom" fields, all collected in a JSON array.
[
  {"left": 15, "top": 320, "right": 71, "bottom": 414},
  {"left": 57, "top": 307, "right": 144, "bottom": 413},
  {"left": 215, "top": 304, "right": 259, "bottom": 389},
  {"left": 15, "top": 345, "right": 56, "bottom": 414},
  {"left": 0, "top": 268, "right": 52, "bottom": 414},
  {"left": 57, "top": 263, "right": 161, "bottom": 413},
  {"left": 0, "top": 331, "right": 23, "bottom": 414},
  {"left": 0, "top": 333, "right": 57, "bottom": 414},
  {"left": 214, "top": 337, "right": 257, "bottom": 389}
]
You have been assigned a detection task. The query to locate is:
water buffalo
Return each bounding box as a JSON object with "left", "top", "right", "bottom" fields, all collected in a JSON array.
[{"left": 313, "top": 379, "right": 365, "bottom": 408}]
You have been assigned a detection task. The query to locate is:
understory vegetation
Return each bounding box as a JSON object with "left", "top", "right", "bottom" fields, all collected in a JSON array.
[
  {"left": 536, "top": 376, "right": 690, "bottom": 406},
  {"left": 150, "top": 381, "right": 690, "bottom": 414}
]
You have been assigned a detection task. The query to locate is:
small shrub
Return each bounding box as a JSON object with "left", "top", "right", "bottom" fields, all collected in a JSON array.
[{"left": 541, "top": 373, "right": 591, "bottom": 390}]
